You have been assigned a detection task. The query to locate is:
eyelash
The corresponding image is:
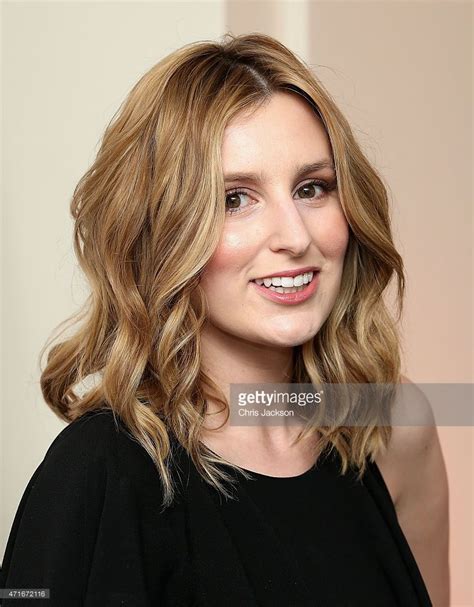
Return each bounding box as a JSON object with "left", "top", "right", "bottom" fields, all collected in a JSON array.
[{"left": 225, "top": 179, "right": 336, "bottom": 216}]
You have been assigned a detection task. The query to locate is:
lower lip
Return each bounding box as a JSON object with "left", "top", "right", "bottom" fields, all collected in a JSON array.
[{"left": 250, "top": 272, "right": 320, "bottom": 305}]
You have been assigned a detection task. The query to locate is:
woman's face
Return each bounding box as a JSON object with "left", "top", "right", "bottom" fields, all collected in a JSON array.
[{"left": 199, "top": 91, "right": 350, "bottom": 348}]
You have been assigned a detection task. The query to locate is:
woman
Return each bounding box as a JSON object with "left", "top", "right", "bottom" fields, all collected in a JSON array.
[{"left": 0, "top": 32, "right": 449, "bottom": 606}]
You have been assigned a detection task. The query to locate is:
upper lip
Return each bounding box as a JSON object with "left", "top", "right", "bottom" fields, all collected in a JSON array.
[{"left": 251, "top": 266, "right": 321, "bottom": 281}]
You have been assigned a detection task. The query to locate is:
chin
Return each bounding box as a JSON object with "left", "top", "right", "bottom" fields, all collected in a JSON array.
[{"left": 260, "top": 329, "right": 319, "bottom": 348}]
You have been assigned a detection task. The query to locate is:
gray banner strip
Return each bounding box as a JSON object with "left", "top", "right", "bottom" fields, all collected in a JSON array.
[{"left": 228, "top": 383, "right": 474, "bottom": 426}]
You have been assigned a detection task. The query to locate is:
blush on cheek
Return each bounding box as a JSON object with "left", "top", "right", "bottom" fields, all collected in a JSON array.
[
  {"left": 315, "top": 211, "right": 350, "bottom": 258},
  {"left": 203, "top": 231, "right": 257, "bottom": 276}
]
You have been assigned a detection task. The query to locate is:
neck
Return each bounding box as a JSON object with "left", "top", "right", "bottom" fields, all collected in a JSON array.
[{"left": 199, "top": 321, "right": 306, "bottom": 449}]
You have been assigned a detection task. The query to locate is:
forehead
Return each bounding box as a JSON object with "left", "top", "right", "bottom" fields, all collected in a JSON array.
[{"left": 221, "top": 92, "right": 332, "bottom": 178}]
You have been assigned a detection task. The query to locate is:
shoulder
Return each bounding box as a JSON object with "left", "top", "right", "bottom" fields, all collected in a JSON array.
[
  {"left": 374, "top": 374, "right": 438, "bottom": 508},
  {"left": 0, "top": 408, "right": 175, "bottom": 598},
  {"left": 8, "top": 408, "right": 166, "bottom": 526},
  {"left": 44, "top": 408, "right": 161, "bottom": 479},
  {"left": 9, "top": 408, "right": 168, "bottom": 535},
  {"left": 43, "top": 408, "right": 118, "bottom": 463},
  {"left": 375, "top": 375, "right": 450, "bottom": 604},
  {"left": 45, "top": 407, "right": 131, "bottom": 456}
]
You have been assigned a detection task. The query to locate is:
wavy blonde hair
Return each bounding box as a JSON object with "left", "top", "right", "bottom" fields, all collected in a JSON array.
[{"left": 39, "top": 32, "right": 405, "bottom": 509}]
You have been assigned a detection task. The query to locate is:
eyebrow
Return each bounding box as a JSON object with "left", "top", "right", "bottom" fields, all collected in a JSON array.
[{"left": 223, "top": 159, "right": 335, "bottom": 184}]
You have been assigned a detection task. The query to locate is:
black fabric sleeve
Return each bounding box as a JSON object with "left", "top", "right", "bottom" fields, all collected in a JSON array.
[{"left": 0, "top": 410, "right": 178, "bottom": 607}]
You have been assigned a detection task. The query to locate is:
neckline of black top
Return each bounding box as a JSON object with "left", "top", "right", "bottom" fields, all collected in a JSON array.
[
  {"left": 203, "top": 445, "right": 330, "bottom": 482},
  {"left": 239, "top": 463, "right": 318, "bottom": 481}
]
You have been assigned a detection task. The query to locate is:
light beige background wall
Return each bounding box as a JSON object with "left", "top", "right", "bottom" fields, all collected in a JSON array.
[
  {"left": 301, "top": 4, "right": 473, "bottom": 602},
  {"left": 2, "top": 1, "right": 472, "bottom": 605}
]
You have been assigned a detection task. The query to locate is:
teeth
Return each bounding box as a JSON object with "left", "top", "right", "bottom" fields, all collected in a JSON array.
[
  {"left": 271, "top": 285, "right": 305, "bottom": 293},
  {"left": 255, "top": 271, "right": 315, "bottom": 288}
]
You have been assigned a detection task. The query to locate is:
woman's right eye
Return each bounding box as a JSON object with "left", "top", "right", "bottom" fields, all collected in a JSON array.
[{"left": 225, "top": 189, "right": 253, "bottom": 215}]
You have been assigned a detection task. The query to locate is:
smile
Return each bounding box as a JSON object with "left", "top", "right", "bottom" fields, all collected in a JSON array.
[
  {"left": 250, "top": 271, "right": 320, "bottom": 305},
  {"left": 252, "top": 270, "right": 315, "bottom": 292}
]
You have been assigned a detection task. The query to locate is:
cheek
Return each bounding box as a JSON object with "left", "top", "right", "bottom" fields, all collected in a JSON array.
[
  {"left": 313, "top": 208, "right": 350, "bottom": 258},
  {"left": 201, "top": 230, "right": 256, "bottom": 285}
]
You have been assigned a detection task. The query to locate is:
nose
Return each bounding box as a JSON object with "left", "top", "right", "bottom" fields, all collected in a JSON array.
[{"left": 266, "top": 194, "right": 313, "bottom": 256}]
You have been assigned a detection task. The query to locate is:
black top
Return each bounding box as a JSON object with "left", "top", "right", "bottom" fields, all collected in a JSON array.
[{"left": 0, "top": 409, "right": 433, "bottom": 606}]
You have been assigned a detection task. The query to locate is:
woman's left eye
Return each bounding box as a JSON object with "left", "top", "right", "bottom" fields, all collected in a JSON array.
[
  {"left": 295, "top": 180, "right": 331, "bottom": 201},
  {"left": 224, "top": 179, "right": 335, "bottom": 216}
]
